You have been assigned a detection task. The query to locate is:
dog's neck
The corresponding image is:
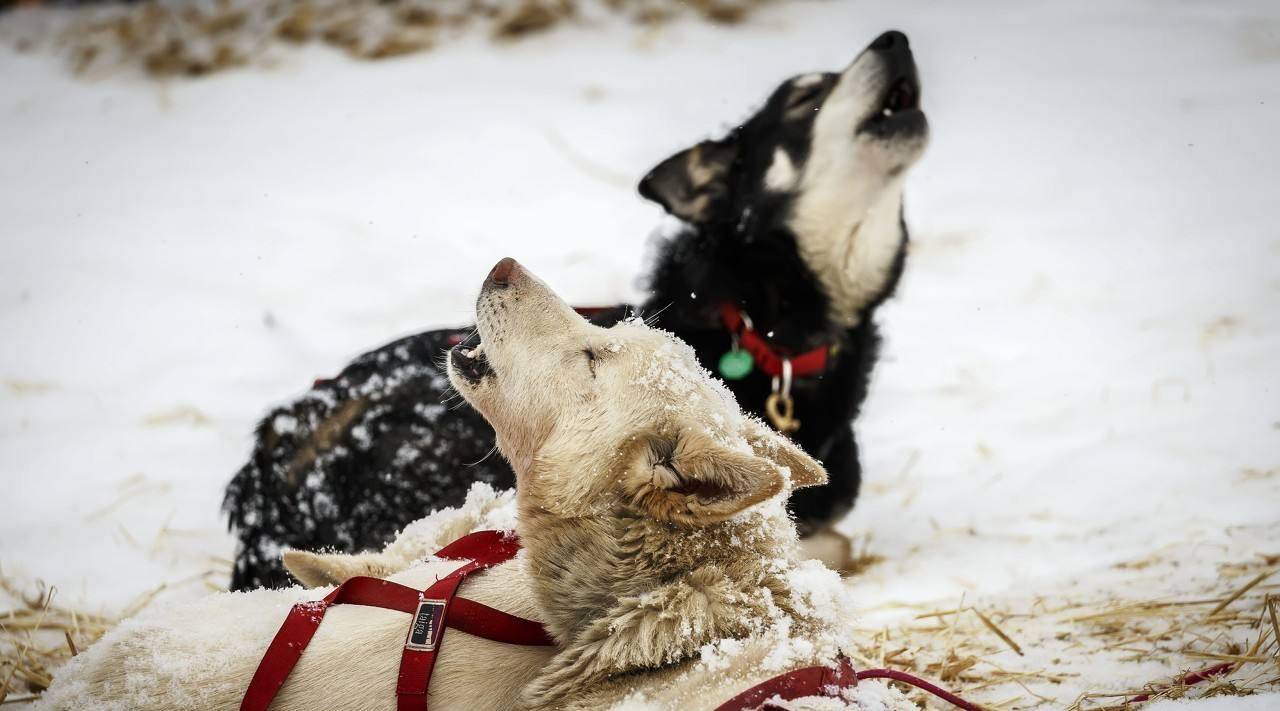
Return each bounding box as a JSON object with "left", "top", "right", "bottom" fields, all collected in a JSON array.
[
  {"left": 516, "top": 494, "right": 804, "bottom": 707},
  {"left": 790, "top": 185, "right": 908, "bottom": 329},
  {"left": 643, "top": 187, "right": 907, "bottom": 351}
]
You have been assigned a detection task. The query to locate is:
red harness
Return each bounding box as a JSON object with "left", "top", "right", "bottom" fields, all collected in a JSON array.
[
  {"left": 242, "top": 531, "right": 981, "bottom": 711},
  {"left": 715, "top": 657, "right": 984, "bottom": 711},
  {"left": 718, "top": 303, "right": 831, "bottom": 379},
  {"left": 240, "top": 531, "right": 553, "bottom": 711}
]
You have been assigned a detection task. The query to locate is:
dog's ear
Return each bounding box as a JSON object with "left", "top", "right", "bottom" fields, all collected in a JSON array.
[
  {"left": 282, "top": 550, "right": 391, "bottom": 588},
  {"left": 742, "top": 417, "right": 828, "bottom": 489},
  {"left": 638, "top": 137, "right": 738, "bottom": 224},
  {"left": 622, "top": 428, "right": 784, "bottom": 526}
]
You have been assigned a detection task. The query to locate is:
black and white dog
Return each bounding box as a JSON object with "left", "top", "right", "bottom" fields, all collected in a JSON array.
[{"left": 224, "top": 30, "right": 927, "bottom": 590}]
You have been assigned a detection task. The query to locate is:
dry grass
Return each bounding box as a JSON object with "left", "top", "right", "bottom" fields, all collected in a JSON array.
[
  {"left": 846, "top": 560, "right": 1280, "bottom": 709},
  {"left": 2, "top": 0, "right": 776, "bottom": 79},
  {"left": 0, "top": 566, "right": 225, "bottom": 704},
  {"left": 0, "top": 572, "right": 113, "bottom": 703}
]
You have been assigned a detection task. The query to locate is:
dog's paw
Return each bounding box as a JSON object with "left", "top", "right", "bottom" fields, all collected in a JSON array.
[
  {"left": 798, "top": 528, "right": 855, "bottom": 575},
  {"left": 799, "top": 528, "right": 882, "bottom": 576}
]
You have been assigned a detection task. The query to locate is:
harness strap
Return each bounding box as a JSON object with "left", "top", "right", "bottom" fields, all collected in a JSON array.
[
  {"left": 396, "top": 528, "right": 531, "bottom": 711},
  {"left": 713, "top": 657, "right": 985, "bottom": 711},
  {"left": 713, "top": 656, "right": 857, "bottom": 711},
  {"left": 446, "top": 597, "right": 556, "bottom": 645},
  {"left": 239, "top": 599, "right": 331, "bottom": 711},
  {"left": 395, "top": 559, "right": 478, "bottom": 711},
  {"left": 240, "top": 531, "right": 552, "bottom": 711}
]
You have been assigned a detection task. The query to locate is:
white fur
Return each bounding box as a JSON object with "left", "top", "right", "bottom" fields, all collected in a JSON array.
[
  {"left": 764, "top": 147, "right": 799, "bottom": 192},
  {"left": 792, "top": 72, "right": 825, "bottom": 88},
  {"left": 36, "top": 491, "right": 552, "bottom": 711},
  {"left": 788, "top": 50, "right": 926, "bottom": 326}
]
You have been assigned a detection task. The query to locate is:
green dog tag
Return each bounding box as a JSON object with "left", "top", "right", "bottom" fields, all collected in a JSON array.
[{"left": 718, "top": 349, "right": 753, "bottom": 380}]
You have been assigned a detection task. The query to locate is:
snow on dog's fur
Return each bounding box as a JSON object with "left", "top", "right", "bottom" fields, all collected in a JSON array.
[
  {"left": 223, "top": 29, "right": 929, "bottom": 589},
  {"left": 434, "top": 259, "right": 909, "bottom": 709},
  {"left": 35, "top": 487, "right": 552, "bottom": 711},
  {"left": 283, "top": 482, "right": 517, "bottom": 586}
]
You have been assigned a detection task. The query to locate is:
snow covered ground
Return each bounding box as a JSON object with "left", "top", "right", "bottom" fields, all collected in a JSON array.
[{"left": 2, "top": 0, "right": 1278, "bottom": 707}]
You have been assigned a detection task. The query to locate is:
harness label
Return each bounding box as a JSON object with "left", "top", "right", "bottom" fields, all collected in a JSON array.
[{"left": 405, "top": 599, "right": 447, "bottom": 652}]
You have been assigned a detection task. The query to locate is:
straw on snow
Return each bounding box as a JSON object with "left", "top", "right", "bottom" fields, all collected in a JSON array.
[
  {"left": 0, "top": 567, "right": 224, "bottom": 703},
  {"left": 0, "top": 0, "right": 776, "bottom": 79},
  {"left": 4, "top": 532, "right": 1278, "bottom": 707},
  {"left": 844, "top": 564, "right": 1279, "bottom": 710}
]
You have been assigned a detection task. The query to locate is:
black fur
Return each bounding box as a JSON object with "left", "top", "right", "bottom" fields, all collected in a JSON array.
[{"left": 224, "top": 32, "right": 923, "bottom": 589}]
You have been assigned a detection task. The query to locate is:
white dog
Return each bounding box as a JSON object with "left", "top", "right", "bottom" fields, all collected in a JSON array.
[
  {"left": 439, "top": 258, "right": 907, "bottom": 710},
  {"left": 35, "top": 486, "right": 554, "bottom": 711}
]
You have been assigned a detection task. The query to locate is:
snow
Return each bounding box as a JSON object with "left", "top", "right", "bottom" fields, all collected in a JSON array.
[
  {"left": 1146, "top": 699, "right": 1280, "bottom": 711},
  {"left": 2, "top": 0, "right": 1278, "bottom": 708}
]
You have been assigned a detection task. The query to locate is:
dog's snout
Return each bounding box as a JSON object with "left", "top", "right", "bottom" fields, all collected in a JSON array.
[
  {"left": 870, "top": 30, "right": 909, "bottom": 52},
  {"left": 487, "top": 257, "right": 518, "bottom": 287}
]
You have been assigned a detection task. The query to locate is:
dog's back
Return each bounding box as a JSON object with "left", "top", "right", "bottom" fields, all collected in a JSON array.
[{"left": 36, "top": 559, "right": 551, "bottom": 711}]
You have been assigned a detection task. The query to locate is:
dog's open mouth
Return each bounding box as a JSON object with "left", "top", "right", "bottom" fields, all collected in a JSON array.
[
  {"left": 859, "top": 73, "right": 925, "bottom": 136},
  {"left": 880, "top": 76, "right": 919, "bottom": 117},
  {"left": 450, "top": 342, "right": 493, "bottom": 384}
]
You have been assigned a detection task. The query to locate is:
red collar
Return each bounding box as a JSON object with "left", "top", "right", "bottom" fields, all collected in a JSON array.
[{"left": 718, "top": 302, "right": 831, "bottom": 378}]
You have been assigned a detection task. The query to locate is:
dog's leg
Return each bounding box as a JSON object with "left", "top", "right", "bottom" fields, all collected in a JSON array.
[{"left": 797, "top": 526, "right": 855, "bottom": 574}]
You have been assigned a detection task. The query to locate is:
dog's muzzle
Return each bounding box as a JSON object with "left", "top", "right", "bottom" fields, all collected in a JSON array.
[{"left": 857, "top": 31, "right": 926, "bottom": 138}]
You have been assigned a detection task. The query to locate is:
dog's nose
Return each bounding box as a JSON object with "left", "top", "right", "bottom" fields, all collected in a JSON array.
[
  {"left": 870, "top": 30, "right": 908, "bottom": 51},
  {"left": 487, "top": 257, "right": 518, "bottom": 287}
]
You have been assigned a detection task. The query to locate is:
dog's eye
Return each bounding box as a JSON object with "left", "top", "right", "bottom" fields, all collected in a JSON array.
[
  {"left": 787, "top": 86, "right": 823, "bottom": 110},
  {"left": 583, "top": 347, "right": 597, "bottom": 376}
]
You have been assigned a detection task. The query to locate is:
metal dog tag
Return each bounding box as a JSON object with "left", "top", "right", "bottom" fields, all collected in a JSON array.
[{"left": 405, "top": 598, "right": 447, "bottom": 652}]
